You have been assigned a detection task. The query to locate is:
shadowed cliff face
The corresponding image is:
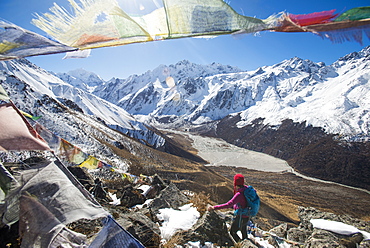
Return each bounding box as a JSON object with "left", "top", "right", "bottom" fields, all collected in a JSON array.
[{"left": 195, "top": 114, "right": 370, "bottom": 191}]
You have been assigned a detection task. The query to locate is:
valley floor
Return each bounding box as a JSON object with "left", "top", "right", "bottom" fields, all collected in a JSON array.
[{"left": 175, "top": 131, "right": 292, "bottom": 172}]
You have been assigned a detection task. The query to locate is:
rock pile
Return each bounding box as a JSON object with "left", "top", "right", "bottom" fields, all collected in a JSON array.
[
  {"left": 285, "top": 207, "right": 370, "bottom": 248},
  {"left": 1, "top": 161, "right": 369, "bottom": 248}
]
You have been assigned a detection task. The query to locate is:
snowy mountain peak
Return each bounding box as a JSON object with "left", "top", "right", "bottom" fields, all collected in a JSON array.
[
  {"left": 338, "top": 46, "right": 370, "bottom": 62},
  {"left": 274, "top": 56, "right": 324, "bottom": 74},
  {"left": 57, "top": 68, "right": 105, "bottom": 93},
  {"left": 148, "top": 59, "right": 242, "bottom": 81},
  {"left": 88, "top": 60, "right": 243, "bottom": 106},
  {"left": 68, "top": 68, "right": 103, "bottom": 85},
  {"left": 175, "top": 59, "right": 192, "bottom": 66}
]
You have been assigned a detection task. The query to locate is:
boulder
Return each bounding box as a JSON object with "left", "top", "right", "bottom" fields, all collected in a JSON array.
[
  {"left": 287, "top": 227, "right": 312, "bottom": 244},
  {"left": 177, "top": 210, "right": 233, "bottom": 247},
  {"left": 117, "top": 211, "right": 161, "bottom": 248},
  {"left": 239, "top": 238, "right": 259, "bottom": 248},
  {"left": 304, "top": 228, "right": 346, "bottom": 247},
  {"left": 340, "top": 233, "right": 365, "bottom": 248},
  {"left": 142, "top": 184, "right": 162, "bottom": 199},
  {"left": 92, "top": 178, "right": 110, "bottom": 203},
  {"left": 148, "top": 183, "right": 189, "bottom": 213},
  {"left": 67, "top": 166, "right": 95, "bottom": 191},
  {"left": 151, "top": 174, "right": 168, "bottom": 189},
  {"left": 296, "top": 206, "right": 370, "bottom": 232},
  {"left": 266, "top": 236, "right": 279, "bottom": 247},
  {"left": 119, "top": 185, "right": 146, "bottom": 208},
  {"left": 269, "top": 223, "right": 289, "bottom": 239},
  {"left": 289, "top": 207, "right": 370, "bottom": 248}
]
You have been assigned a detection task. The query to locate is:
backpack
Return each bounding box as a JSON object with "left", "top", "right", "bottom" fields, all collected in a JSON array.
[{"left": 235, "top": 185, "right": 260, "bottom": 217}]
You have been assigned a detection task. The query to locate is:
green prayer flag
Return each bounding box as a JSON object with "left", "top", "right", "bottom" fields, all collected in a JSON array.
[{"left": 0, "top": 84, "right": 9, "bottom": 101}]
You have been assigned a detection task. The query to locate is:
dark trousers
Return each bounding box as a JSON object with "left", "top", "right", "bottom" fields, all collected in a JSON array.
[{"left": 230, "top": 216, "right": 249, "bottom": 243}]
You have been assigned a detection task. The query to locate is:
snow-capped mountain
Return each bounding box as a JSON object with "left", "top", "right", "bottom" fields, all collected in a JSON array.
[
  {"left": 236, "top": 51, "right": 370, "bottom": 140},
  {"left": 0, "top": 59, "right": 165, "bottom": 148},
  {"left": 0, "top": 70, "right": 130, "bottom": 169},
  {"left": 84, "top": 47, "right": 370, "bottom": 140},
  {"left": 91, "top": 60, "right": 243, "bottom": 108},
  {"left": 57, "top": 68, "right": 105, "bottom": 93}
]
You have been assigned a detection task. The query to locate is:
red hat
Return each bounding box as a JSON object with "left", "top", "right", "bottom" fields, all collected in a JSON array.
[
  {"left": 234, "top": 174, "right": 244, "bottom": 186},
  {"left": 233, "top": 174, "right": 244, "bottom": 193}
]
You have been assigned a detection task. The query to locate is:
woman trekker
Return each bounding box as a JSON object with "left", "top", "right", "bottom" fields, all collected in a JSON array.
[{"left": 208, "top": 173, "right": 250, "bottom": 243}]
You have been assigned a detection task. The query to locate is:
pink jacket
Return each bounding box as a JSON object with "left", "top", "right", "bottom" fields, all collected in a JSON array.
[{"left": 213, "top": 186, "right": 248, "bottom": 212}]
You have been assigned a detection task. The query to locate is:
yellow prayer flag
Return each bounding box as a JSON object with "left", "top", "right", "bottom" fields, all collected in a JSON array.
[{"left": 79, "top": 155, "right": 100, "bottom": 169}]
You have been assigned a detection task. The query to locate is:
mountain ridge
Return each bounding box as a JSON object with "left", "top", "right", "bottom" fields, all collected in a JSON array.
[
  {"left": 57, "top": 68, "right": 105, "bottom": 93},
  {"left": 65, "top": 46, "right": 370, "bottom": 141},
  {"left": 0, "top": 59, "right": 170, "bottom": 149}
]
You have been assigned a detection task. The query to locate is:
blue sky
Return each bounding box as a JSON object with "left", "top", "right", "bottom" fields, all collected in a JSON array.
[{"left": 0, "top": 0, "right": 369, "bottom": 80}]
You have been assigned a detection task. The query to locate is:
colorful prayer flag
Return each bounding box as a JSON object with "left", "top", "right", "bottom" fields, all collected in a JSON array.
[
  {"left": 0, "top": 84, "right": 10, "bottom": 101},
  {"left": 334, "top": 7, "right": 370, "bottom": 22},
  {"left": 79, "top": 155, "right": 101, "bottom": 169},
  {"left": 0, "top": 20, "right": 76, "bottom": 61},
  {"left": 0, "top": 2, "right": 368, "bottom": 60},
  {"left": 3, "top": 160, "right": 108, "bottom": 226},
  {"left": 59, "top": 138, "right": 88, "bottom": 165},
  {"left": 19, "top": 194, "right": 88, "bottom": 248},
  {"left": 20, "top": 110, "right": 42, "bottom": 121},
  {"left": 31, "top": 0, "right": 272, "bottom": 50}
]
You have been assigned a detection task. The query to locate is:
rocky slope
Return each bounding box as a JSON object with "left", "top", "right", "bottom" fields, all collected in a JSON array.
[{"left": 1, "top": 156, "right": 369, "bottom": 247}]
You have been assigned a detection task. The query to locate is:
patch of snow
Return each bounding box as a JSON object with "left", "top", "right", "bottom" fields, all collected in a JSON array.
[
  {"left": 157, "top": 203, "right": 200, "bottom": 240},
  {"left": 108, "top": 192, "right": 121, "bottom": 205},
  {"left": 311, "top": 219, "right": 370, "bottom": 240}
]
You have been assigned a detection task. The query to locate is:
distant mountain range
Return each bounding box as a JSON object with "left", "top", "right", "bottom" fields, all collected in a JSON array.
[{"left": 60, "top": 47, "right": 369, "bottom": 142}]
